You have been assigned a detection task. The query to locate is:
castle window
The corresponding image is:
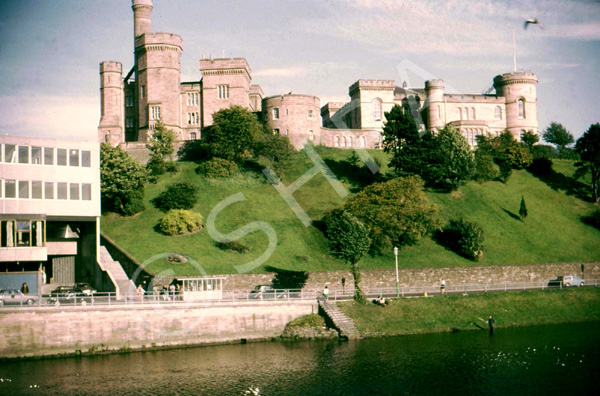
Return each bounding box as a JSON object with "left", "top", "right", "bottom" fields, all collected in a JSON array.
[
  {"left": 471, "top": 108, "right": 476, "bottom": 120},
  {"left": 309, "top": 130, "right": 314, "bottom": 140},
  {"left": 190, "top": 132, "right": 197, "bottom": 140},
  {"left": 217, "top": 85, "right": 229, "bottom": 99},
  {"left": 141, "top": 85, "right": 146, "bottom": 99},
  {"left": 518, "top": 99, "right": 525, "bottom": 118},
  {"left": 308, "top": 110, "right": 313, "bottom": 118},
  {"left": 187, "top": 92, "right": 198, "bottom": 106},
  {"left": 150, "top": 106, "right": 161, "bottom": 120},
  {"left": 187, "top": 112, "right": 198, "bottom": 125},
  {"left": 273, "top": 108, "right": 280, "bottom": 119},
  {"left": 437, "top": 105, "right": 441, "bottom": 120},
  {"left": 341, "top": 137, "right": 346, "bottom": 147},
  {"left": 360, "top": 136, "right": 366, "bottom": 148},
  {"left": 495, "top": 106, "right": 502, "bottom": 120},
  {"left": 126, "top": 117, "right": 134, "bottom": 128},
  {"left": 126, "top": 96, "right": 133, "bottom": 107},
  {"left": 285, "top": 109, "right": 289, "bottom": 116},
  {"left": 334, "top": 136, "right": 340, "bottom": 147},
  {"left": 285, "top": 130, "right": 289, "bottom": 135},
  {"left": 373, "top": 99, "right": 382, "bottom": 121},
  {"left": 347, "top": 136, "right": 353, "bottom": 147},
  {"left": 274, "top": 129, "right": 280, "bottom": 134},
  {"left": 457, "top": 108, "right": 462, "bottom": 120}
]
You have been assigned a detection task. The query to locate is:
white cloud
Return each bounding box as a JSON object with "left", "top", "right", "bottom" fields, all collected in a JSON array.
[{"left": 0, "top": 95, "right": 98, "bottom": 141}]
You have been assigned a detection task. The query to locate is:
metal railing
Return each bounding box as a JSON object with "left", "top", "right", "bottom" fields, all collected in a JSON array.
[{"left": 1, "top": 278, "right": 597, "bottom": 310}]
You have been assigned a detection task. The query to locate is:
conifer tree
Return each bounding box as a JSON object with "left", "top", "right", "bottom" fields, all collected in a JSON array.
[{"left": 519, "top": 196, "right": 528, "bottom": 222}]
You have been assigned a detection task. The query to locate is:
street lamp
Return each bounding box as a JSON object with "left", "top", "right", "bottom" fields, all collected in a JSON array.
[{"left": 394, "top": 246, "right": 399, "bottom": 297}]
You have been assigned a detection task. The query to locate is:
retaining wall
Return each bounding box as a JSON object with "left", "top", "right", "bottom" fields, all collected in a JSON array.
[{"left": 0, "top": 301, "right": 316, "bottom": 359}]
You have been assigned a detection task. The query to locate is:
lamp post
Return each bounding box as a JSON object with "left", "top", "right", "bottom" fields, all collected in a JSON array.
[{"left": 394, "top": 246, "right": 399, "bottom": 297}]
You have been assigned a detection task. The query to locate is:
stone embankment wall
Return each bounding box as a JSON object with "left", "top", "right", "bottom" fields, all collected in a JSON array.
[
  {"left": 0, "top": 301, "right": 315, "bottom": 359},
  {"left": 217, "top": 262, "right": 598, "bottom": 292}
]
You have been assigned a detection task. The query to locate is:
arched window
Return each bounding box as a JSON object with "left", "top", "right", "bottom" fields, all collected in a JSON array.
[
  {"left": 518, "top": 99, "right": 525, "bottom": 118},
  {"left": 437, "top": 105, "right": 441, "bottom": 120},
  {"left": 360, "top": 136, "right": 366, "bottom": 148},
  {"left": 471, "top": 108, "right": 476, "bottom": 120},
  {"left": 372, "top": 99, "right": 382, "bottom": 120},
  {"left": 348, "top": 136, "right": 353, "bottom": 147},
  {"left": 495, "top": 106, "right": 502, "bottom": 120},
  {"left": 334, "top": 136, "right": 340, "bottom": 147},
  {"left": 341, "top": 137, "right": 346, "bottom": 147},
  {"left": 457, "top": 108, "right": 462, "bottom": 120},
  {"left": 309, "top": 130, "right": 314, "bottom": 141}
]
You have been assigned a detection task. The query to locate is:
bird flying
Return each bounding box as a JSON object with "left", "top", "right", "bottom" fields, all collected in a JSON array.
[{"left": 524, "top": 18, "right": 544, "bottom": 30}]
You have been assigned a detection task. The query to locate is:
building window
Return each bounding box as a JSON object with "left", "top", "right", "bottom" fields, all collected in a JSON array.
[
  {"left": 57, "top": 182, "right": 68, "bottom": 200},
  {"left": 16, "top": 221, "right": 30, "bottom": 247},
  {"left": 57, "top": 149, "right": 67, "bottom": 166},
  {"left": 308, "top": 110, "right": 313, "bottom": 118},
  {"left": 518, "top": 99, "right": 525, "bottom": 118},
  {"left": 32, "top": 147, "right": 42, "bottom": 164},
  {"left": 217, "top": 85, "right": 229, "bottom": 99},
  {"left": 44, "top": 147, "right": 54, "bottom": 165},
  {"left": 70, "top": 183, "right": 80, "bottom": 200},
  {"left": 495, "top": 106, "right": 502, "bottom": 120},
  {"left": 126, "top": 117, "right": 134, "bottom": 128},
  {"left": 141, "top": 85, "right": 146, "bottom": 99},
  {"left": 360, "top": 136, "right": 366, "bottom": 148},
  {"left": 285, "top": 109, "right": 289, "bottom": 116},
  {"left": 190, "top": 132, "right": 197, "bottom": 140},
  {"left": 19, "top": 180, "right": 29, "bottom": 199},
  {"left": 334, "top": 136, "right": 340, "bottom": 147},
  {"left": 32, "top": 181, "right": 42, "bottom": 199},
  {"left": 187, "top": 92, "right": 198, "bottom": 106},
  {"left": 373, "top": 98, "right": 382, "bottom": 120},
  {"left": 272, "top": 108, "right": 280, "bottom": 119},
  {"left": 309, "top": 130, "right": 314, "bottom": 140},
  {"left": 187, "top": 112, "right": 198, "bottom": 125},
  {"left": 437, "top": 105, "right": 441, "bottom": 120},
  {"left": 82, "top": 183, "right": 92, "bottom": 201},
  {"left": 285, "top": 130, "right": 289, "bottom": 135},
  {"left": 457, "top": 108, "right": 462, "bottom": 120},
  {"left": 4, "top": 144, "right": 16, "bottom": 163},
  {"left": 18, "top": 146, "right": 29, "bottom": 164},
  {"left": 5, "top": 180, "right": 16, "bottom": 198},
  {"left": 81, "top": 151, "right": 91, "bottom": 167},
  {"left": 471, "top": 108, "right": 476, "bottom": 120},
  {"left": 126, "top": 96, "right": 133, "bottom": 107},
  {"left": 45, "top": 182, "right": 54, "bottom": 199},
  {"left": 274, "top": 129, "right": 280, "bottom": 134},
  {"left": 341, "top": 137, "right": 346, "bottom": 147},
  {"left": 348, "top": 136, "right": 353, "bottom": 147},
  {"left": 69, "top": 149, "right": 79, "bottom": 167},
  {"left": 150, "top": 106, "right": 161, "bottom": 120}
]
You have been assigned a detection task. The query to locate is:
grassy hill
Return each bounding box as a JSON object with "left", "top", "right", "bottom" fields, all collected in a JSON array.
[{"left": 101, "top": 147, "right": 600, "bottom": 276}]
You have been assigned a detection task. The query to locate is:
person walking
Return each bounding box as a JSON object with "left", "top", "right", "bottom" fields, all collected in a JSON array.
[
  {"left": 323, "top": 285, "right": 329, "bottom": 302},
  {"left": 488, "top": 315, "right": 496, "bottom": 335},
  {"left": 440, "top": 279, "right": 446, "bottom": 295}
]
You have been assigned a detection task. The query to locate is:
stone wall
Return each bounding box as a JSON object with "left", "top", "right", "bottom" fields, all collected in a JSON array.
[{"left": 0, "top": 301, "right": 316, "bottom": 359}]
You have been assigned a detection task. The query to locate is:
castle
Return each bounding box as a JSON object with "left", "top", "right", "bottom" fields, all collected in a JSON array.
[{"left": 99, "top": 0, "right": 538, "bottom": 150}]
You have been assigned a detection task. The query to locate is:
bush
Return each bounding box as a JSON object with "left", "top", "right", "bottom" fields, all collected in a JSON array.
[
  {"left": 473, "top": 153, "right": 499, "bottom": 183},
  {"left": 146, "top": 155, "right": 166, "bottom": 176},
  {"left": 196, "top": 158, "right": 238, "bottom": 179},
  {"left": 582, "top": 209, "right": 600, "bottom": 231},
  {"left": 437, "top": 218, "right": 485, "bottom": 261},
  {"left": 531, "top": 144, "right": 557, "bottom": 158},
  {"left": 159, "top": 209, "right": 203, "bottom": 236},
  {"left": 122, "top": 197, "right": 146, "bottom": 217},
  {"left": 153, "top": 182, "right": 199, "bottom": 212},
  {"left": 165, "top": 161, "right": 179, "bottom": 174},
  {"left": 215, "top": 240, "right": 249, "bottom": 253},
  {"left": 528, "top": 157, "right": 553, "bottom": 177}
]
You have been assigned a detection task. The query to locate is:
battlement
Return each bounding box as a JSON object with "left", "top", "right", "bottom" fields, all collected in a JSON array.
[
  {"left": 135, "top": 32, "right": 183, "bottom": 49},
  {"left": 425, "top": 79, "right": 445, "bottom": 90},
  {"left": 132, "top": 0, "right": 153, "bottom": 8},
  {"left": 263, "top": 94, "right": 320, "bottom": 107},
  {"left": 349, "top": 79, "right": 395, "bottom": 96},
  {"left": 100, "top": 61, "right": 123, "bottom": 73},
  {"left": 493, "top": 72, "right": 537, "bottom": 87},
  {"left": 250, "top": 84, "right": 264, "bottom": 97},
  {"left": 200, "top": 58, "right": 252, "bottom": 79}
]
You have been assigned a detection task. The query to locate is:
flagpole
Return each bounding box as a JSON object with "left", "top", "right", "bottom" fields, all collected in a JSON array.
[{"left": 513, "top": 29, "right": 517, "bottom": 72}]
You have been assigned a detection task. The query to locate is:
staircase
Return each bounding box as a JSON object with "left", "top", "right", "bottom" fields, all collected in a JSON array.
[
  {"left": 98, "top": 246, "right": 137, "bottom": 300},
  {"left": 318, "top": 299, "right": 361, "bottom": 340}
]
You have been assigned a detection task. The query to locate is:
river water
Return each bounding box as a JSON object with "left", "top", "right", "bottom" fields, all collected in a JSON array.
[{"left": 1, "top": 322, "right": 599, "bottom": 396}]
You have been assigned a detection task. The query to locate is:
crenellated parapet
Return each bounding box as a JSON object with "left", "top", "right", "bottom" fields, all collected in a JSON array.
[
  {"left": 349, "top": 79, "right": 395, "bottom": 96},
  {"left": 200, "top": 58, "right": 252, "bottom": 80}
]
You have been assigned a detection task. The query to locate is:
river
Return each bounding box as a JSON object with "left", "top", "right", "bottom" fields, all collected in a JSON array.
[{"left": 1, "top": 321, "right": 599, "bottom": 395}]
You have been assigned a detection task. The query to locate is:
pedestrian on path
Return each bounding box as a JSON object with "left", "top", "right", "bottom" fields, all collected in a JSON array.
[
  {"left": 323, "top": 285, "right": 329, "bottom": 302},
  {"left": 488, "top": 315, "right": 496, "bottom": 335},
  {"left": 440, "top": 279, "right": 446, "bottom": 295}
]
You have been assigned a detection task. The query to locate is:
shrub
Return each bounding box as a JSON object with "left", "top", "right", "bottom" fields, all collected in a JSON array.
[
  {"left": 159, "top": 209, "right": 203, "bottom": 236},
  {"left": 196, "top": 158, "right": 238, "bottom": 179},
  {"left": 528, "top": 157, "right": 553, "bottom": 176},
  {"left": 122, "top": 197, "right": 145, "bottom": 217},
  {"left": 531, "top": 144, "right": 557, "bottom": 158},
  {"left": 437, "top": 218, "right": 485, "bottom": 261},
  {"left": 215, "top": 240, "right": 249, "bottom": 253},
  {"left": 165, "top": 161, "right": 179, "bottom": 174},
  {"left": 473, "top": 153, "right": 499, "bottom": 183},
  {"left": 146, "top": 155, "right": 166, "bottom": 176},
  {"left": 582, "top": 209, "right": 600, "bottom": 231},
  {"left": 153, "top": 182, "right": 199, "bottom": 212}
]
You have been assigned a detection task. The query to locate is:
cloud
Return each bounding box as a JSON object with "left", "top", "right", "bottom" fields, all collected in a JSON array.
[
  {"left": 253, "top": 66, "right": 307, "bottom": 78},
  {"left": 0, "top": 95, "right": 98, "bottom": 141}
]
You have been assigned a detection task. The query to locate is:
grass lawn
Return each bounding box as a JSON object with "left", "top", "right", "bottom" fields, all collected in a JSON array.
[
  {"left": 101, "top": 148, "right": 600, "bottom": 276},
  {"left": 339, "top": 288, "right": 600, "bottom": 337}
]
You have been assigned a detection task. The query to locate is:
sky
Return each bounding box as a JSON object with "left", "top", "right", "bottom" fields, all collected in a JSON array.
[{"left": 0, "top": 0, "right": 599, "bottom": 142}]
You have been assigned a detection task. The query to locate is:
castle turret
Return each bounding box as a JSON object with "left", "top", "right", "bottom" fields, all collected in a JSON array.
[
  {"left": 132, "top": 0, "right": 153, "bottom": 39},
  {"left": 263, "top": 94, "right": 321, "bottom": 149},
  {"left": 493, "top": 72, "right": 538, "bottom": 139},
  {"left": 98, "top": 61, "right": 124, "bottom": 146},
  {"left": 425, "top": 79, "right": 445, "bottom": 131},
  {"left": 348, "top": 79, "right": 395, "bottom": 130}
]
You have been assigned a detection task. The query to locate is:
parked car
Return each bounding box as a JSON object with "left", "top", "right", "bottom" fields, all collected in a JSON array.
[
  {"left": 74, "top": 283, "right": 96, "bottom": 295},
  {"left": 548, "top": 275, "right": 585, "bottom": 288},
  {"left": 47, "top": 287, "right": 93, "bottom": 305},
  {"left": 0, "top": 289, "right": 39, "bottom": 306},
  {"left": 249, "top": 285, "right": 287, "bottom": 299}
]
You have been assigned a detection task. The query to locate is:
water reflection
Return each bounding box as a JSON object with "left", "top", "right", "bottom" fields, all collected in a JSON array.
[{"left": 1, "top": 322, "right": 599, "bottom": 395}]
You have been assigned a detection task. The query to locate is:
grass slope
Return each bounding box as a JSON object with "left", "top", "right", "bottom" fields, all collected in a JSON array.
[{"left": 101, "top": 149, "right": 600, "bottom": 276}]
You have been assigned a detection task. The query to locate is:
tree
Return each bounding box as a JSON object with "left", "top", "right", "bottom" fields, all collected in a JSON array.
[
  {"left": 543, "top": 122, "right": 574, "bottom": 155},
  {"left": 146, "top": 119, "right": 177, "bottom": 175},
  {"left": 423, "top": 124, "right": 475, "bottom": 191},
  {"left": 381, "top": 104, "right": 424, "bottom": 176},
  {"left": 202, "top": 105, "right": 264, "bottom": 163},
  {"left": 342, "top": 176, "right": 441, "bottom": 254},
  {"left": 254, "top": 130, "right": 295, "bottom": 173},
  {"left": 323, "top": 210, "right": 371, "bottom": 304},
  {"left": 100, "top": 143, "right": 149, "bottom": 215},
  {"left": 575, "top": 123, "right": 600, "bottom": 204},
  {"left": 153, "top": 182, "right": 199, "bottom": 212},
  {"left": 437, "top": 219, "right": 485, "bottom": 261},
  {"left": 520, "top": 130, "right": 539, "bottom": 152},
  {"left": 519, "top": 196, "right": 528, "bottom": 222}
]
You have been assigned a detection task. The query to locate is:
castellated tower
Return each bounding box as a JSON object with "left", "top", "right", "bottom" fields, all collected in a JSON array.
[
  {"left": 98, "top": 61, "right": 124, "bottom": 146},
  {"left": 493, "top": 72, "right": 538, "bottom": 139},
  {"left": 133, "top": 0, "right": 183, "bottom": 141},
  {"left": 424, "top": 79, "right": 445, "bottom": 131},
  {"left": 348, "top": 80, "right": 396, "bottom": 129}
]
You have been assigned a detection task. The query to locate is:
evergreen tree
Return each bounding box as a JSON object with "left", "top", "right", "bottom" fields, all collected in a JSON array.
[
  {"left": 146, "top": 119, "right": 177, "bottom": 175},
  {"left": 381, "top": 105, "right": 424, "bottom": 176},
  {"left": 543, "top": 122, "right": 574, "bottom": 155},
  {"left": 575, "top": 123, "right": 600, "bottom": 204},
  {"left": 519, "top": 196, "right": 528, "bottom": 222}
]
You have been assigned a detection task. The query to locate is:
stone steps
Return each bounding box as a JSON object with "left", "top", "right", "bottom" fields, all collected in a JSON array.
[
  {"left": 318, "top": 299, "right": 360, "bottom": 340},
  {"left": 98, "top": 246, "right": 137, "bottom": 300}
]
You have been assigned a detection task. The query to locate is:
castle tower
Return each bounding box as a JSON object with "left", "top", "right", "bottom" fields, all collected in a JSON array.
[
  {"left": 493, "top": 72, "right": 538, "bottom": 139},
  {"left": 200, "top": 58, "right": 252, "bottom": 127},
  {"left": 348, "top": 80, "right": 396, "bottom": 130},
  {"left": 133, "top": 0, "right": 182, "bottom": 141},
  {"left": 132, "top": 0, "right": 153, "bottom": 39},
  {"left": 263, "top": 94, "right": 321, "bottom": 149},
  {"left": 424, "top": 79, "right": 445, "bottom": 131},
  {"left": 98, "top": 61, "right": 124, "bottom": 146}
]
